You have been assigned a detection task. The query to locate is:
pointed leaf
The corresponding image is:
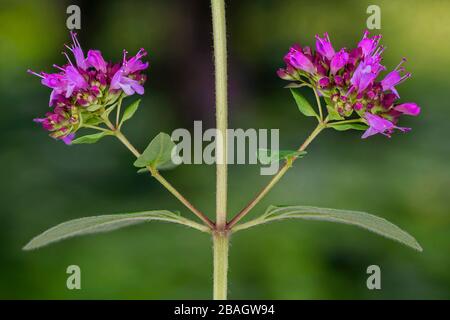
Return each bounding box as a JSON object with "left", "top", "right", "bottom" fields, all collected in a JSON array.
[
  {"left": 120, "top": 99, "right": 141, "bottom": 126},
  {"left": 137, "top": 168, "right": 149, "bottom": 174},
  {"left": 86, "top": 104, "right": 103, "bottom": 112},
  {"left": 233, "top": 205, "right": 422, "bottom": 252},
  {"left": 258, "top": 149, "right": 307, "bottom": 165},
  {"left": 103, "top": 103, "right": 118, "bottom": 119},
  {"left": 72, "top": 132, "right": 110, "bottom": 145},
  {"left": 23, "top": 210, "right": 210, "bottom": 250},
  {"left": 290, "top": 88, "right": 318, "bottom": 118},
  {"left": 83, "top": 117, "right": 104, "bottom": 126},
  {"left": 134, "top": 133, "right": 176, "bottom": 169}
]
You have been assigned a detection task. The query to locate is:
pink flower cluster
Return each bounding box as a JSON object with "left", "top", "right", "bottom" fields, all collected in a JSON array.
[
  {"left": 29, "top": 32, "right": 149, "bottom": 144},
  {"left": 278, "top": 31, "right": 420, "bottom": 138}
]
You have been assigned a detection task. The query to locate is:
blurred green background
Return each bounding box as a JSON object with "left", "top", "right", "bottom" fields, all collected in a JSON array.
[{"left": 0, "top": 0, "right": 449, "bottom": 299}]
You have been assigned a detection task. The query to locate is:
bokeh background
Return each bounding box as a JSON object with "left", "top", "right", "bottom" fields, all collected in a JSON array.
[{"left": 0, "top": 0, "right": 449, "bottom": 299}]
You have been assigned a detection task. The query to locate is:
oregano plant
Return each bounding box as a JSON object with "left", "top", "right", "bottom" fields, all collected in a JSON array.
[{"left": 26, "top": 0, "right": 422, "bottom": 300}]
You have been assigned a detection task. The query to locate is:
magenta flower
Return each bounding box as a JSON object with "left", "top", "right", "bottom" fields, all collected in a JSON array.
[
  {"left": 33, "top": 105, "right": 79, "bottom": 144},
  {"left": 61, "top": 133, "right": 76, "bottom": 145},
  {"left": 87, "top": 50, "right": 108, "bottom": 73},
  {"left": 330, "top": 49, "right": 349, "bottom": 75},
  {"left": 60, "top": 65, "right": 89, "bottom": 97},
  {"left": 111, "top": 69, "right": 145, "bottom": 96},
  {"left": 350, "top": 47, "right": 385, "bottom": 94},
  {"left": 29, "top": 32, "right": 149, "bottom": 144},
  {"left": 362, "top": 113, "right": 410, "bottom": 139},
  {"left": 122, "top": 49, "right": 149, "bottom": 74},
  {"left": 278, "top": 30, "right": 420, "bottom": 139},
  {"left": 110, "top": 50, "right": 148, "bottom": 96},
  {"left": 394, "top": 103, "right": 421, "bottom": 116},
  {"left": 381, "top": 58, "right": 411, "bottom": 98},
  {"left": 358, "top": 30, "right": 382, "bottom": 57},
  {"left": 319, "top": 77, "right": 330, "bottom": 88},
  {"left": 28, "top": 71, "right": 67, "bottom": 105},
  {"left": 315, "top": 33, "right": 335, "bottom": 60},
  {"left": 284, "top": 46, "right": 315, "bottom": 74},
  {"left": 65, "top": 31, "right": 88, "bottom": 70}
]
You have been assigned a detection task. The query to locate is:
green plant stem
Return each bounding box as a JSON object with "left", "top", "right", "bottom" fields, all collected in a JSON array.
[
  {"left": 213, "top": 231, "right": 229, "bottom": 300},
  {"left": 312, "top": 87, "right": 323, "bottom": 121},
  {"left": 227, "top": 123, "right": 326, "bottom": 230},
  {"left": 211, "top": 0, "right": 228, "bottom": 230},
  {"left": 112, "top": 129, "right": 215, "bottom": 230},
  {"left": 115, "top": 96, "right": 124, "bottom": 128},
  {"left": 211, "top": 0, "right": 230, "bottom": 301}
]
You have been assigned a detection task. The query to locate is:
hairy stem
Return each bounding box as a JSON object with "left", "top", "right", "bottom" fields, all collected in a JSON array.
[
  {"left": 211, "top": 0, "right": 230, "bottom": 301},
  {"left": 113, "top": 129, "right": 215, "bottom": 229},
  {"left": 213, "top": 231, "right": 229, "bottom": 300},
  {"left": 227, "top": 123, "right": 326, "bottom": 230},
  {"left": 211, "top": 0, "right": 228, "bottom": 230}
]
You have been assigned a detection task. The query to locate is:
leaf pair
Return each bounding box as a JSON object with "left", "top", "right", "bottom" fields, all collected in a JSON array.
[
  {"left": 23, "top": 210, "right": 210, "bottom": 251},
  {"left": 233, "top": 205, "right": 422, "bottom": 252},
  {"left": 23, "top": 205, "right": 422, "bottom": 252}
]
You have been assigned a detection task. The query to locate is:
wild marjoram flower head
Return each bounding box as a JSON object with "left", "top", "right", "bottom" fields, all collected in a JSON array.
[
  {"left": 278, "top": 31, "right": 421, "bottom": 138},
  {"left": 25, "top": 3, "right": 423, "bottom": 301},
  {"left": 28, "top": 32, "right": 149, "bottom": 144}
]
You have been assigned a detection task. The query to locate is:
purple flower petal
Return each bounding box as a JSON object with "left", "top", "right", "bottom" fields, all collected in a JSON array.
[
  {"left": 62, "top": 133, "right": 75, "bottom": 145},
  {"left": 315, "top": 32, "right": 335, "bottom": 60},
  {"left": 87, "top": 50, "right": 107, "bottom": 73},
  {"left": 394, "top": 103, "right": 421, "bottom": 116}
]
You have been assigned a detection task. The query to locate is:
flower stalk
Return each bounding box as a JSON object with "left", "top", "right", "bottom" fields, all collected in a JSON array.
[
  {"left": 227, "top": 122, "right": 326, "bottom": 230},
  {"left": 111, "top": 123, "right": 215, "bottom": 230}
]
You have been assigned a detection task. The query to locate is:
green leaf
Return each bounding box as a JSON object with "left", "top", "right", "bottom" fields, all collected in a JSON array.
[
  {"left": 83, "top": 117, "right": 103, "bottom": 126},
  {"left": 137, "top": 168, "right": 149, "bottom": 174},
  {"left": 23, "top": 210, "right": 210, "bottom": 250},
  {"left": 136, "top": 161, "right": 179, "bottom": 174},
  {"left": 329, "top": 123, "right": 368, "bottom": 131},
  {"left": 86, "top": 104, "right": 103, "bottom": 112},
  {"left": 120, "top": 99, "right": 141, "bottom": 126},
  {"left": 233, "top": 206, "right": 422, "bottom": 252},
  {"left": 134, "top": 132, "right": 176, "bottom": 169},
  {"left": 72, "top": 132, "right": 110, "bottom": 145},
  {"left": 258, "top": 149, "right": 307, "bottom": 165},
  {"left": 290, "top": 88, "right": 318, "bottom": 118},
  {"left": 103, "top": 103, "right": 118, "bottom": 119}
]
